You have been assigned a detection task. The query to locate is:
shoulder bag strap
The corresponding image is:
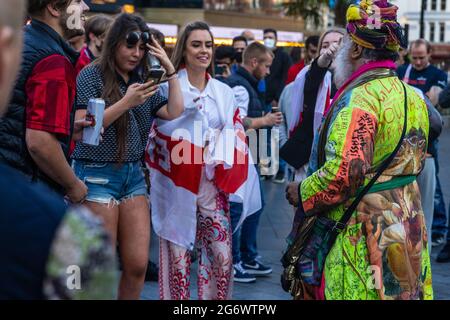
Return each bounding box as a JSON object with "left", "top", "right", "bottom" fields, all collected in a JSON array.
[{"left": 333, "top": 81, "right": 409, "bottom": 232}]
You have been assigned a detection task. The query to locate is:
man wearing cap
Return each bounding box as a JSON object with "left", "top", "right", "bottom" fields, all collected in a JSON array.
[{"left": 286, "top": 0, "right": 432, "bottom": 300}]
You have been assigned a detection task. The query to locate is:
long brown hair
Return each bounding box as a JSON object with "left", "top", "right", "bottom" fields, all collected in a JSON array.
[
  {"left": 171, "top": 21, "right": 215, "bottom": 75},
  {"left": 317, "top": 28, "right": 346, "bottom": 58},
  {"left": 95, "top": 13, "right": 149, "bottom": 162}
]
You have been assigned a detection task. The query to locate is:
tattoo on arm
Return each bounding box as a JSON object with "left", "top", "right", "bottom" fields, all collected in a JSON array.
[{"left": 243, "top": 117, "right": 253, "bottom": 130}]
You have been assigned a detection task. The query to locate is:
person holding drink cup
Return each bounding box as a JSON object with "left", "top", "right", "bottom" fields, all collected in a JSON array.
[
  {"left": 72, "top": 13, "right": 184, "bottom": 300},
  {"left": 225, "top": 42, "right": 282, "bottom": 282}
]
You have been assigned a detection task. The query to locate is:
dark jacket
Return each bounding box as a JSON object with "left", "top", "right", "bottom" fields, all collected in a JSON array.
[
  {"left": 439, "top": 84, "right": 450, "bottom": 109},
  {"left": 300, "top": 59, "right": 335, "bottom": 158},
  {"left": 280, "top": 58, "right": 334, "bottom": 169},
  {"left": 424, "top": 95, "right": 443, "bottom": 146},
  {"left": 225, "top": 66, "right": 265, "bottom": 118},
  {"left": 0, "top": 164, "right": 67, "bottom": 299},
  {"left": 0, "top": 19, "right": 79, "bottom": 192},
  {"left": 225, "top": 66, "right": 266, "bottom": 162},
  {"left": 265, "top": 47, "right": 292, "bottom": 104}
]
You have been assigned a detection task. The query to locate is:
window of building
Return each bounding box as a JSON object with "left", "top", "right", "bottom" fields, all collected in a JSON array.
[
  {"left": 431, "top": 0, "right": 437, "bottom": 10},
  {"left": 440, "top": 22, "right": 446, "bottom": 42},
  {"left": 430, "top": 22, "right": 435, "bottom": 42},
  {"left": 442, "top": 0, "right": 447, "bottom": 11}
]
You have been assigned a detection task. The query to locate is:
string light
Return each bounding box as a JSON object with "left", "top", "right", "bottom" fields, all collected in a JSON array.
[{"left": 164, "top": 37, "right": 304, "bottom": 48}]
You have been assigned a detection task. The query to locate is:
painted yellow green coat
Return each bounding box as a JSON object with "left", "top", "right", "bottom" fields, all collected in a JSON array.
[{"left": 301, "top": 76, "right": 433, "bottom": 300}]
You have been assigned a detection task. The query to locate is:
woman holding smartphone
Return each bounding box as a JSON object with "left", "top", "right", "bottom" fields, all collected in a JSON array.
[
  {"left": 147, "top": 21, "right": 243, "bottom": 300},
  {"left": 72, "top": 13, "right": 183, "bottom": 299}
]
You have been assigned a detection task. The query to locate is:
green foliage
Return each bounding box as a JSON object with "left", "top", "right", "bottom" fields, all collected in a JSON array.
[
  {"left": 283, "top": 0, "right": 328, "bottom": 27},
  {"left": 283, "top": 0, "right": 354, "bottom": 27}
]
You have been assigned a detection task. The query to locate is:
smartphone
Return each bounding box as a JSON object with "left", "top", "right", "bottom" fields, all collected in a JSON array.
[
  {"left": 146, "top": 69, "right": 165, "bottom": 85},
  {"left": 148, "top": 54, "right": 161, "bottom": 69}
]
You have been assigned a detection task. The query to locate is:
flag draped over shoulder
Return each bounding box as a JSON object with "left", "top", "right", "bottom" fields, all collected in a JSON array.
[
  {"left": 145, "top": 71, "right": 261, "bottom": 250},
  {"left": 289, "top": 65, "right": 332, "bottom": 138}
]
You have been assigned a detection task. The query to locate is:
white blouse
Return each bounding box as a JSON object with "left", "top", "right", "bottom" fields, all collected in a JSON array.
[{"left": 177, "top": 69, "right": 224, "bottom": 129}]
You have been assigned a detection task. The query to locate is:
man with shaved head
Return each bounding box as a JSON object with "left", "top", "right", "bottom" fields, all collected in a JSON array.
[
  {"left": 241, "top": 30, "right": 256, "bottom": 44},
  {"left": 0, "top": 0, "right": 117, "bottom": 300}
]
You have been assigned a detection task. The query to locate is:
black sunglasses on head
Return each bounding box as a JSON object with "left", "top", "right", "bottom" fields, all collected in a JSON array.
[{"left": 126, "top": 31, "right": 150, "bottom": 47}]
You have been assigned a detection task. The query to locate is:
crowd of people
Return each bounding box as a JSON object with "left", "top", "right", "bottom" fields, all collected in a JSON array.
[{"left": 0, "top": 0, "right": 449, "bottom": 300}]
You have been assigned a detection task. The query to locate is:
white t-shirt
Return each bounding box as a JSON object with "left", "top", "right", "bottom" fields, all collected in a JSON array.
[{"left": 232, "top": 85, "right": 250, "bottom": 118}]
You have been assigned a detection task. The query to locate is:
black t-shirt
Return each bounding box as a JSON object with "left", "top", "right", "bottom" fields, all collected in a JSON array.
[
  {"left": 397, "top": 64, "right": 448, "bottom": 94},
  {"left": 72, "top": 64, "right": 167, "bottom": 163}
]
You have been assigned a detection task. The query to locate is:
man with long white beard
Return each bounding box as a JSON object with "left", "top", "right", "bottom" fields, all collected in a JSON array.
[{"left": 285, "top": 0, "right": 433, "bottom": 300}]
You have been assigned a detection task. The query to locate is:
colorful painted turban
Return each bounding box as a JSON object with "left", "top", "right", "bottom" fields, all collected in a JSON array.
[{"left": 346, "top": 0, "right": 407, "bottom": 52}]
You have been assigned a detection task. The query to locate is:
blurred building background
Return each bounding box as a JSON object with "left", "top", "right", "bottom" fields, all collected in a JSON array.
[
  {"left": 84, "top": 1, "right": 450, "bottom": 70},
  {"left": 393, "top": 0, "right": 450, "bottom": 42},
  {"left": 85, "top": 0, "right": 314, "bottom": 47},
  {"left": 392, "top": 0, "right": 450, "bottom": 69}
]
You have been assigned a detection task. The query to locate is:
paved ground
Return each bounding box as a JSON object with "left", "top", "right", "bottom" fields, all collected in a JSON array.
[
  {"left": 141, "top": 127, "right": 450, "bottom": 300},
  {"left": 430, "top": 125, "right": 450, "bottom": 300}
]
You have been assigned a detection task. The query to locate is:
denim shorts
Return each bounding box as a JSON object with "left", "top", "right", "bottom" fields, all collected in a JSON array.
[{"left": 72, "top": 160, "right": 147, "bottom": 205}]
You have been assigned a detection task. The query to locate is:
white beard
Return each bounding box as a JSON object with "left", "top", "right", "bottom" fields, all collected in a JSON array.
[{"left": 333, "top": 38, "right": 355, "bottom": 89}]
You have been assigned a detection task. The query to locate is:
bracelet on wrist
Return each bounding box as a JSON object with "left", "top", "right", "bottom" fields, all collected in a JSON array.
[
  {"left": 167, "top": 74, "right": 178, "bottom": 81},
  {"left": 166, "top": 71, "right": 177, "bottom": 78}
]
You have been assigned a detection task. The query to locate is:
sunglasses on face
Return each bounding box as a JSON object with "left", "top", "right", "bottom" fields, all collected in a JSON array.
[{"left": 126, "top": 31, "right": 150, "bottom": 47}]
